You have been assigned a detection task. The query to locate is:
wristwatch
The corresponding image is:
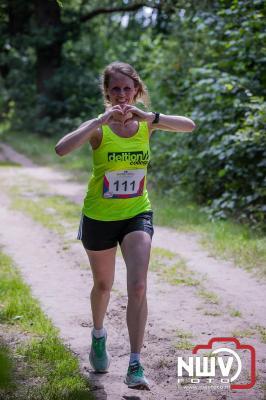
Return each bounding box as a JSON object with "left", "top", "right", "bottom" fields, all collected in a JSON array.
[{"left": 152, "top": 112, "right": 160, "bottom": 124}]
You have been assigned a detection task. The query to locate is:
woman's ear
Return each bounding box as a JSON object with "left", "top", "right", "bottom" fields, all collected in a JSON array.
[{"left": 134, "top": 86, "right": 139, "bottom": 100}]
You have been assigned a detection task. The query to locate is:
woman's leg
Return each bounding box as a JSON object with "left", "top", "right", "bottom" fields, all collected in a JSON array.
[
  {"left": 84, "top": 246, "right": 117, "bottom": 372},
  {"left": 120, "top": 231, "right": 152, "bottom": 353},
  {"left": 85, "top": 246, "right": 117, "bottom": 329}
]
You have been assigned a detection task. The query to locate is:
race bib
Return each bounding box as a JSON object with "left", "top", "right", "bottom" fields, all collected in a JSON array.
[{"left": 103, "top": 169, "right": 145, "bottom": 199}]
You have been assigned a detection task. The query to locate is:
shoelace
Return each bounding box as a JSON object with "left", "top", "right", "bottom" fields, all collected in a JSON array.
[{"left": 128, "top": 362, "right": 144, "bottom": 377}]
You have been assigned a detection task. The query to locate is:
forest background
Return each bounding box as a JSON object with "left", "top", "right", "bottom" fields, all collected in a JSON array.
[{"left": 0, "top": 0, "right": 265, "bottom": 231}]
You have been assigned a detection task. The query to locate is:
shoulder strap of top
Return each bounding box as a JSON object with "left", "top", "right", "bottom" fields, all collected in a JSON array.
[
  {"left": 101, "top": 123, "right": 113, "bottom": 138},
  {"left": 97, "top": 114, "right": 110, "bottom": 136},
  {"left": 138, "top": 120, "right": 149, "bottom": 141}
]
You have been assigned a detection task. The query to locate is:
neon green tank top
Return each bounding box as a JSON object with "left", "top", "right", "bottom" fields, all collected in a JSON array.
[
  {"left": 82, "top": 121, "right": 152, "bottom": 221},
  {"left": 82, "top": 121, "right": 151, "bottom": 221}
]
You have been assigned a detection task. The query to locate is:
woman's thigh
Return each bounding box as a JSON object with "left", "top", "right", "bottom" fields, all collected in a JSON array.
[
  {"left": 85, "top": 246, "right": 117, "bottom": 290},
  {"left": 120, "top": 231, "right": 152, "bottom": 286}
]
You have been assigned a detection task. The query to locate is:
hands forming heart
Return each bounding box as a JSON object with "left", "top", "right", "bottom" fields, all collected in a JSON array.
[
  {"left": 100, "top": 104, "right": 151, "bottom": 126},
  {"left": 112, "top": 105, "right": 133, "bottom": 125}
]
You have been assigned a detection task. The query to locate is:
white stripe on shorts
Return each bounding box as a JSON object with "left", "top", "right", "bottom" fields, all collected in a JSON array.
[{"left": 77, "top": 213, "right": 84, "bottom": 240}]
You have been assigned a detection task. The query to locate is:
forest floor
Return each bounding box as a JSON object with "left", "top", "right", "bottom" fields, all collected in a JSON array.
[{"left": 0, "top": 142, "right": 265, "bottom": 400}]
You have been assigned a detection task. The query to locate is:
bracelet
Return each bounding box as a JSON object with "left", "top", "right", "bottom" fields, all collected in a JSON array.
[{"left": 152, "top": 112, "right": 160, "bottom": 124}]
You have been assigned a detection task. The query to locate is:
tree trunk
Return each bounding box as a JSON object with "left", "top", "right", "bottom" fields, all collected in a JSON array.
[
  {"left": 7, "top": 0, "right": 32, "bottom": 37},
  {"left": 34, "top": 0, "right": 63, "bottom": 117}
]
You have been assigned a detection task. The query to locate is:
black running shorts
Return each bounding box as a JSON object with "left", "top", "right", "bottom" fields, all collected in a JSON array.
[{"left": 77, "top": 211, "right": 154, "bottom": 251}]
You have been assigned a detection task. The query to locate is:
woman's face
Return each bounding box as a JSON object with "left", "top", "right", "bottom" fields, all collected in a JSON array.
[{"left": 106, "top": 72, "right": 138, "bottom": 107}]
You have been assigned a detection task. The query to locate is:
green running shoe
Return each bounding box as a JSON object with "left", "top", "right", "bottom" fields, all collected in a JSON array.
[
  {"left": 89, "top": 332, "right": 111, "bottom": 373},
  {"left": 124, "top": 361, "right": 150, "bottom": 390}
]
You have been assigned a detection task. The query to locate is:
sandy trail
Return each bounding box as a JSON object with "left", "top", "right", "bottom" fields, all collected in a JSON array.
[{"left": 0, "top": 143, "right": 265, "bottom": 400}]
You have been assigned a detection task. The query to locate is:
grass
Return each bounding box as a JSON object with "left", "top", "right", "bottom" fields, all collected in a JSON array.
[
  {"left": 150, "top": 191, "right": 266, "bottom": 277},
  {"left": 150, "top": 249, "right": 231, "bottom": 315},
  {"left": 150, "top": 247, "right": 200, "bottom": 286},
  {"left": 0, "top": 342, "right": 13, "bottom": 390},
  {"left": 231, "top": 329, "right": 255, "bottom": 338},
  {"left": 3, "top": 176, "right": 81, "bottom": 237},
  {"left": 229, "top": 308, "right": 242, "bottom": 318},
  {"left": 0, "top": 160, "right": 21, "bottom": 167},
  {"left": 175, "top": 329, "right": 193, "bottom": 340},
  {"left": 149, "top": 191, "right": 207, "bottom": 231},
  {"left": 0, "top": 129, "right": 92, "bottom": 182},
  {"left": 256, "top": 325, "right": 266, "bottom": 343},
  {"left": 203, "top": 310, "right": 222, "bottom": 317},
  {"left": 197, "top": 289, "right": 219, "bottom": 305},
  {"left": 163, "top": 262, "right": 200, "bottom": 286},
  {"left": 199, "top": 221, "right": 266, "bottom": 277},
  {"left": 175, "top": 339, "right": 194, "bottom": 350},
  {"left": 151, "top": 247, "right": 176, "bottom": 260},
  {"left": 0, "top": 250, "right": 93, "bottom": 400},
  {"left": 1, "top": 128, "right": 266, "bottom": 276}
]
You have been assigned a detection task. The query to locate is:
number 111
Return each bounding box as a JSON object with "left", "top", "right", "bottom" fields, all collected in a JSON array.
[{"left": 114, "top": 180, "right": 135, "bottom": 192}]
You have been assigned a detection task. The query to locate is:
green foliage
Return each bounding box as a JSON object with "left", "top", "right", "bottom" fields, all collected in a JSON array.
[
  {"left": 1, "top": 0, "right": 265, "bottom": 228},
  {"left": 0, "top": 343, "right": 13, "bottom": 389},
  {"left": 148, "top": 0, "right": 266, "bottom": 227},
  {"left": 0, "top": 250, "right": 94, "bottom": 399}
]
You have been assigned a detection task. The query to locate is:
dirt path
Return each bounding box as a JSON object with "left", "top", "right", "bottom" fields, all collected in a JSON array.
[{"left": 0, "top": 143, "right": 265, "bottom": 400}]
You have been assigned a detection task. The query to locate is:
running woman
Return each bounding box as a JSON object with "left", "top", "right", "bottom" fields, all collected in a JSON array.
[{"left": 55, "top": 61, "right": 195, "bottom": 390}]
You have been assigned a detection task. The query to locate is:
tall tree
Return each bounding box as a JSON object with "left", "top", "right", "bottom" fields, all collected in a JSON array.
[
  {"left": 1, "top": 0, "right": 161, "bottom": 118},
  {"left": 34, "top": 0, "right": 63, "bottom": 102},
  {"left": 32, "top": 1, "right": 159, "bottom": 117}
]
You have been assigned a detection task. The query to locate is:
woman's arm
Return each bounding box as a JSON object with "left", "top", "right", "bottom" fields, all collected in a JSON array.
[
  {"left": 55, "top": 105, "right": 124, "bottom": 156},
  {"left": 148, "top": 113, "right": 196, "bottom": 133},
  {"left": 55, "top": 118, "right": 101, "bottom": 156},
  {"left": 122, "top": 105, "right": 196, "bottom": 133}
]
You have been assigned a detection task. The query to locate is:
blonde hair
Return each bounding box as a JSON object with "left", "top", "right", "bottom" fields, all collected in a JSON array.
[{"left": 100, "top": 61, "right": 150, "bottom": 108}]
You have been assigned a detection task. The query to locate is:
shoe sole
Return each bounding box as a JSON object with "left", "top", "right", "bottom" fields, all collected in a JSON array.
[
  {"left": 89, "top": 351, "right": 111, "bottom": 373},
  {"left": 124, "top": 379, "right": 150, "bottom": 391},
  {"left": 127, "top": 383, "right": 150, "bottom": 391}
]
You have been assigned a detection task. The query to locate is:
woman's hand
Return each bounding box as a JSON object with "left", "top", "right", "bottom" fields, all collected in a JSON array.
[
  {"left": 122, "top": 105, "right": 154, "bottom": 125},
  {"left": 98, "top": 104, "right": 153, "bottom": 126},
  {"left": 98, "top": 105, "right": 124, "bottom": 125}
]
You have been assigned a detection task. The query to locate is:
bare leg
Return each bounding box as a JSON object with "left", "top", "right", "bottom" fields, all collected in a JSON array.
[
  {"left": 120, "top": 231, "right": 151, "bottom": 353},
  {"left": 85, "top": 246, "right": 117, "bottom": 329}
]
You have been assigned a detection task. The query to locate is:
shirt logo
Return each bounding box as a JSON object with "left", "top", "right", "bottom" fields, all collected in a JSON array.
[{"left": 107, "top": 151, "right": 149, "bottom": 165}]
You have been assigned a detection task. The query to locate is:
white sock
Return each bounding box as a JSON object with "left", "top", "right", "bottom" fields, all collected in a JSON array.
[
  {"left": 92, "top": 327, "right": 106, "bottom": 339},
  {"left": 129, "top": 352, "right": 140, "bottom": 364}
]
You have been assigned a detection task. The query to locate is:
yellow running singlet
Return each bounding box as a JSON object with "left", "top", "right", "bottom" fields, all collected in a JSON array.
[{"left": 82, "top": 121, "right": 152, "bottom": 221}]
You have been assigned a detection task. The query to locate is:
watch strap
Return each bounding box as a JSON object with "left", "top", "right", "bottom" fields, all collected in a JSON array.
[{"left": 152, "top": 112, "right": 160, "bottom": 124}]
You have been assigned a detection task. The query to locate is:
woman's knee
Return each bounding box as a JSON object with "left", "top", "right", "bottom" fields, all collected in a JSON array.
[
  {"left": 128, "top": 280, "right": 147, "bottom": 299},
  {"left": 93, "top": 280, "right": 113, "bottom": 294}
]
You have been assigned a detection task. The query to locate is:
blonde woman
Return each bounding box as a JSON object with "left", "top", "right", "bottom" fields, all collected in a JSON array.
[{"left": 55, "top": 61, "right": 195, "bottom": 390}]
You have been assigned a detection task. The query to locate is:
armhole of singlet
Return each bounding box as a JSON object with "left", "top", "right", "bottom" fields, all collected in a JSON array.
[
  {"left": 92, "top": 125, "right": 106, "bottom": 152},
  {"left": 143, "top": 121, "right": 150, "bottom": 141}
]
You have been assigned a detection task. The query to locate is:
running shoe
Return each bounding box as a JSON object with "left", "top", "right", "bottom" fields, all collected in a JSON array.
[
  {"left": 124, "top": 361, "right": 150, "bottom": 390},
  {"left": 89, "top": 331, "right": 111, "bottom": 373}
]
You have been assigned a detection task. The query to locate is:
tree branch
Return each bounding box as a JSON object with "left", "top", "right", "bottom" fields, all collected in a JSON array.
[{"left": 80, "top": 3, "right": 159, "bottom": 23}]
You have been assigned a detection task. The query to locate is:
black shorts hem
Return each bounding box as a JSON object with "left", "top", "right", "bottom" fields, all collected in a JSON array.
[
  {"left": 77, "top": 211, "right": 154, "bottom": 251},
  {"left": 81, "top": 242, "right": 118, "bottom": 252}
]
